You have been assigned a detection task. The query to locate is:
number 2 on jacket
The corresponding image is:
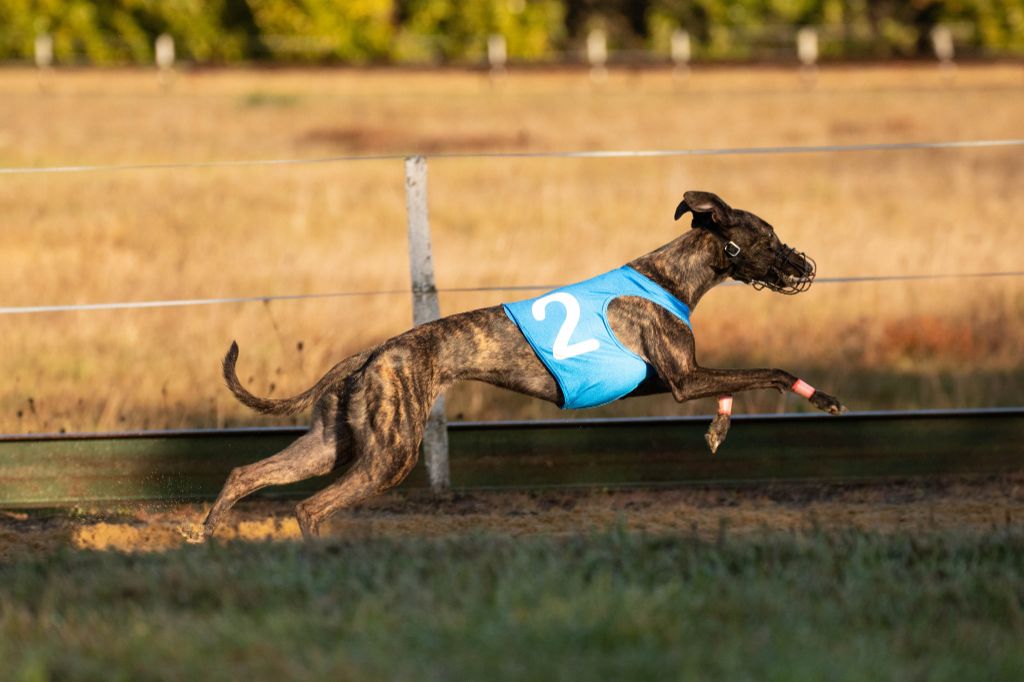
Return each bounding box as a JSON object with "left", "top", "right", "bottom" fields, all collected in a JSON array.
[{"left": 531, "top": 292, "right": 601, "bottom": 360}]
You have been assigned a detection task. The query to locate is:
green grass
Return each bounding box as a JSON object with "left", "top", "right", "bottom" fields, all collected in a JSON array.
[{"left": 2, "top": 528, "right": 1023, "bottom": 681}]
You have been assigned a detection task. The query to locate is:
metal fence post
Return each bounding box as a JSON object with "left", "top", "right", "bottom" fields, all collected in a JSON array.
[{"left": 404, "top": 156, "right": 450, "bottom": 493}]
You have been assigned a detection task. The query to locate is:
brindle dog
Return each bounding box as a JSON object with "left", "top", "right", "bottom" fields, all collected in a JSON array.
[{"left": 200, "top": 190, "right": 846, "bottom": 540}]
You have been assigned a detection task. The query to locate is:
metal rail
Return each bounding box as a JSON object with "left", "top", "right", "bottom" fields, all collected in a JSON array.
[{"left": 1, "top": 408, "right": 1021, "bottom": 507}]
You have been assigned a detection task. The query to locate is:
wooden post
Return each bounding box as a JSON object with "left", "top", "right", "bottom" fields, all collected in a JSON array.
[
  {"left": 670, "top": 29, "right": 691, "bottom": 79},
  {"left": 930, "top": 25, "right": 955, "bottom": 77},
  {"left": 404, "top": 156, "right": 450, "bottom": 493},
  {"left": 487, "top": 34, "right": 507, "bottom": 78},
  {"left": 155, "top": 33, "right": 175, "bottom": 90},
  {"left": 930, "top": 25, "right": 954, "bottom": 64},
  {"left": 587, "top": 29, "right": 608, "bottom": 82},
  {"left": 34, "top": 33, "right": 53, "bottom": 69},
  {"left": 34, "top": 33, "right": 52, "bottom": 91},
  {"left": 796, "top": 27, "right": 818, "bottom": 85}
]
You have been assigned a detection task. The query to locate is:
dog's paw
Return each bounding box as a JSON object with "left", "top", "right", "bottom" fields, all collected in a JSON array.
[
  {"left": 810, "top": 391, "right": 847, "bottom": 415},
  {"left": 295, "top": 509, "right": 322, "bottom": 542},
  {"left": 704, "top": 413, "right": 731, "bottom": 454}
]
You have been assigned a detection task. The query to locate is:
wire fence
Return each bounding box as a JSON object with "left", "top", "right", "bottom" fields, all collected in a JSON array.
[
  {"left": 2, "top": 138, "right": 1022, "bottom": 176},
  {"left": 2, "top": 135, "right": 1022, "bottom": 317},
  {"left": 4, "top": 130, "right": 1022, "bottom": 474},
  {"left": 2, "top": 272, "right": 1022, "bottom": 317}
]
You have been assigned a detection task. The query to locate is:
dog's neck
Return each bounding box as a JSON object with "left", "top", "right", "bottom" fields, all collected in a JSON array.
[{"left": 628, "top": 229, "right": 728, "bottom": 310}]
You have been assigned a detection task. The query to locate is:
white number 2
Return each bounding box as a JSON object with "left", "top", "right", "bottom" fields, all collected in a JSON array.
[{"left": 531, "top": 292, "right": 601, "bottom": 360}]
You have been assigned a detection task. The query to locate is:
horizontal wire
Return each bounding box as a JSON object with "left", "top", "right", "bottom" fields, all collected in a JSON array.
[
  {"left": 0, "top": 138, "right": 1021, "bottom": 176},
  {"left": 1, "top": 270, "right": 1020, "bottom": 316}
]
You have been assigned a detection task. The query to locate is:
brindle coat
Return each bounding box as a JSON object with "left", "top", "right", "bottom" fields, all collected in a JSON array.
[{"left": 201, "top": 191, "right": 846, "bottom": 540}]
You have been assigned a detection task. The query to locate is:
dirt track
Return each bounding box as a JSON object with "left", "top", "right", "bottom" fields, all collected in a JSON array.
[{"left": 2, "top": 475, "right": 1021, "bottom": 558}]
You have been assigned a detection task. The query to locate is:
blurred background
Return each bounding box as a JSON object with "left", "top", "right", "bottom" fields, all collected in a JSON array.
[
  {"left": 0, "top": 1, "right": 1021, "bottom": 433},
  {"left": 1, "top": 1, "right": 1023, "bottom": 65}
]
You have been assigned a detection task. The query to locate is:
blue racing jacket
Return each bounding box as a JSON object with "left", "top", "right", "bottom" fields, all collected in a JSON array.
[{"left": 503, "top": 266, "right": 691, "bottom": 409}]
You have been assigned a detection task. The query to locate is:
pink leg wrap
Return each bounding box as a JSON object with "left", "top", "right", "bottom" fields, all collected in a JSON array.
[
  {"left": 792, "top": 379, "right": 816, "bottom": 399},
  {"left": 718, "top": 396, "right": 733, "bottom": 415}
]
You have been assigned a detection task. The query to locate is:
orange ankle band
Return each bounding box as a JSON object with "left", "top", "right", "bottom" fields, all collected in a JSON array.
[{"left": 792, "top": 379, "right": 815, "bottom": 399}]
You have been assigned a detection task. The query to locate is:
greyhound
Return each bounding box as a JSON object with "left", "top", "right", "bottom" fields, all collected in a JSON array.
[{"left": 199, "top": 190, "right": 846, "bottom": 540}]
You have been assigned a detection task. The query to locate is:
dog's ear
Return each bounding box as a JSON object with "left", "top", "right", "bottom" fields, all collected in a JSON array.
[{"left": 674, "top": 191, "right": 731, "bottom": 224}]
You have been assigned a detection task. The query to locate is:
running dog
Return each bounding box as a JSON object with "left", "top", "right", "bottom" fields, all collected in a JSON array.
[{"left": 200, "top": 190, "right": 846, "bottom": 540}]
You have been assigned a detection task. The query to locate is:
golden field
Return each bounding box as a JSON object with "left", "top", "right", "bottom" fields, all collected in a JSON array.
[{"left": 0, "top": 64, "right": 1022, "bottom": 433}]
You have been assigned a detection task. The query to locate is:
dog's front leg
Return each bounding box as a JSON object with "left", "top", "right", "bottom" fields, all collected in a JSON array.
[
  {"left": 609, "top": 300, "right": 738, "bottom": 454},
  {"left": 681, "top": 370, "right": 847, "bottom": 452},
  {"left": 790, "top": 378, "right": 847, "bottom": 415},
  {"left": 670, "top": 367, "right": 847, "bottom": 415},
  {"left": 610, "top": 300, "right": 846, "bottom": 454}
]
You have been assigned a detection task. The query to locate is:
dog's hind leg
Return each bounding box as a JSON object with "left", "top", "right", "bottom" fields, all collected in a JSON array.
[
  {"left": 293, "top": 442, "right": 419, "bottom": 539},
  {"left": 294, "top": 350, "right": 429, "bottom": 539},
  {"left": 293, "top": 416, "right": 423, "bottom": 538},
  {"left": 201, "top": 423, "right": 339, "bottom": 540}
]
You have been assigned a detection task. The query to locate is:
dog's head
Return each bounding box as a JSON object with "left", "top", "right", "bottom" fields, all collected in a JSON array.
[{"left": 674, "top": 190, "right": 815, "bottom": 295}]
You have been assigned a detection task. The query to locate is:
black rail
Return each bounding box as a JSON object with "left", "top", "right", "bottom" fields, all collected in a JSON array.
[{"left": 1, "top": 408, "right": 1021, "bottom": 507}]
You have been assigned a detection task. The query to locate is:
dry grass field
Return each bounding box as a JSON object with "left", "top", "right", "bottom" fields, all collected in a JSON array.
[{"left": 1, "top": 64, "right": 1022, "bottom": 433}]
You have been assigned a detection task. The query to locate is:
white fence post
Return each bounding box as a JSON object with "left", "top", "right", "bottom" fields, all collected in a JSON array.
[
  {"left": 155, "top": 33, "right": 175, "bottom": 89},
  {"left": 587, "top": 29, "right": 608, "bottom": 82},
  {"left": 34, "top": 32, "right": 53, "bottom": 91},
  {"left": 34, "top": 33, "right": 53, "bottom": 69},
  {"left": 404, "top": 156, "right": 451, "bottom": 493},
  {"left": 930, "top": 25, "right": 955, "bottom": 71},
  {"left": 155, "top": 33, "right": 175, "bottom": 69},
  {"left": 670, "top": 29, "right": 691, "bottom": 79},
  {"left": 796, "top": 27, "right": 818, "bottom": 83},
  {"left": 487, "top": 33, "right": 507, "bottom": 77}
]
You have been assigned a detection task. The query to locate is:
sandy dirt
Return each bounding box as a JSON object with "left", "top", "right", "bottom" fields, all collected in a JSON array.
[{"left": 2, "top": 475, "right": 1022, "bottom": 558}]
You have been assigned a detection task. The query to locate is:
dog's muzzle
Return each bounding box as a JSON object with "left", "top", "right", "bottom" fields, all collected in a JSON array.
[{"left": 734, "top": 243, "right": 816, "bottom": 295}]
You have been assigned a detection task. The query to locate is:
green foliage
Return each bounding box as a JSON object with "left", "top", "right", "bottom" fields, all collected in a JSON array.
[
  {"left": 649, "top": 0, "right": 1024, "bottom": 59},
  {"left": 0, "top": 0, "right": 255, "bottom": 63},
  {"left": 0, "top": 0, "right": 1022, "bottom": 64},
  {"left": 1, "top": 529, "right": 1023, "bottom": 679},
  {"left": 133, "top": 1, "right": 254, "bottom": 63},
  {"left": 247, "top": 0, "right": 394, "bottom": 63},
  {"left": 942, "top": 0, "right": 1024, "bottom": 51},
  {"left": 396, "top": 0, "right": 566, "bottom": 63}
]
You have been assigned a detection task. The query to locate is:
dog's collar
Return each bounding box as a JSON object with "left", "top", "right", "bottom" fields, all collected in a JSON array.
[
  {"left": 705, "top": 228, "right": 754, "bottom": 285},
  {"left": 705, "top": 228, "right": 742, "bottom": 259}
]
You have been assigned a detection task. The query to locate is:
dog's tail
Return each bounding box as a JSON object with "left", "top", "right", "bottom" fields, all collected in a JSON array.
[{"left": 222, "top": 341, "right": 369, "bottom": 416}]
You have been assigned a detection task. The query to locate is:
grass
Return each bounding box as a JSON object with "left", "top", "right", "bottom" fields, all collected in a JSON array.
[
  {"left": 0, "top": 64, "right": 1022, "bottom": 432},
  {"left": 1, "top": 527, "right": 1023, "bottom": 680}
]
